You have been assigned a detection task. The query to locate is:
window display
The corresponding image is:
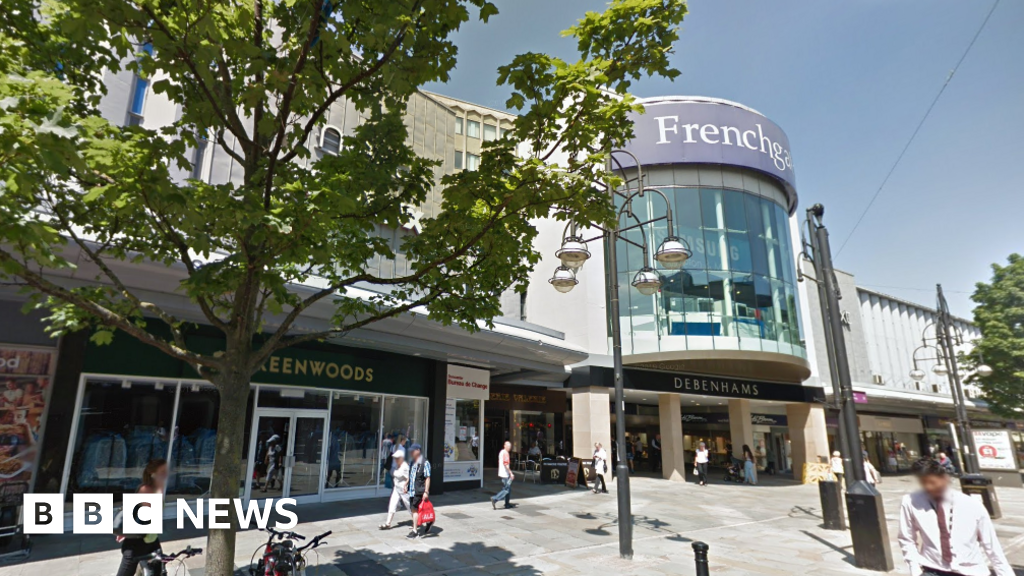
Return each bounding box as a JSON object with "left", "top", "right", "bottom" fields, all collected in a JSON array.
[
  {"left": 67, "top": 379, "right": 176, "bottom": 501},
  {"left": 380, "top": 396, "right": 428, "bottom": 487},
  {"left": 62, "top": 375, "right": 430, "bottom": 505},
  {"left": 326, "top": 393, "right": 380, "bottom": 489}
]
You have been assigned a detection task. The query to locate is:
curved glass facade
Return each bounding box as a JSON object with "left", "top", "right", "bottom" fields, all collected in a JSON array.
[{"left": 616, "top": 186, "right": 805, "bottom": 358}]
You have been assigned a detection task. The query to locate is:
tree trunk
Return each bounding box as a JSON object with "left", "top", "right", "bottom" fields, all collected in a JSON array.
[{"left": 204, "top": 368, "right": 251, "bottom": 576}]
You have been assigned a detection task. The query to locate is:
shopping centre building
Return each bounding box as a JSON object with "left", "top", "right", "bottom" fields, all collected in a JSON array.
[
  {"left": 802, "top": 269, "right": 1024, "bottom": 479},
  {"left": 522, "top": 96, "right": 830, "bottom": 480}
]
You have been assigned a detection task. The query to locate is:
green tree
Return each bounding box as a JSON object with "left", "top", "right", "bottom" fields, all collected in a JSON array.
[
  {"left": 970, "top": 254, "right": 1024, "bottom": 416},
  {"left": 0, "top": 0, "right": 687, "bottom": 572}
]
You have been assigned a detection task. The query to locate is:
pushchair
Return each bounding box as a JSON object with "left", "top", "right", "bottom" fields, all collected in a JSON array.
[{"left": 723, "top": 457, "right": 744, "bottom": 483}]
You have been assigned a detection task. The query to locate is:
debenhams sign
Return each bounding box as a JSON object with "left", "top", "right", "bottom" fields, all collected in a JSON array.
[
  {"left": 622, "top": 99, "right": 797, "bottom": 193},
  {"left": 674, "top": 376, "right": 759, "bottom": 397}
]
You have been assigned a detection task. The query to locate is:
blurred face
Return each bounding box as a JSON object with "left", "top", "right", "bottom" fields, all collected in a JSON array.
[
  {"left": 151, "top": 463, "right": 169, "bottom": 489},
  {"left": 410, "top": 448, "right": 420, "bottom": 461},
  {"left": 395, "top": 453, "right": 404, "bottom": 465},
  {"left": 918, "top": 472, "right": 950, "bottom": 499},
  {"left": 504, "top": 441, "right": 511, "bottom": 451}
]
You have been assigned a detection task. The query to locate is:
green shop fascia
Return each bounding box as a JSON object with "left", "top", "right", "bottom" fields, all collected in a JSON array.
[{"left": 42, "top": 324, "right": 447, "bottom": 505}]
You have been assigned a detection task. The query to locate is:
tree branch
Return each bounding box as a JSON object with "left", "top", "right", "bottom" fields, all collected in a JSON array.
[{"left": 0, "top": 247, "right": 223, "bottom": 373}]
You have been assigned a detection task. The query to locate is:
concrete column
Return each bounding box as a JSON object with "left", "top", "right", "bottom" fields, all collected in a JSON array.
[
  {"left": 786, "top": 403, "right": 830, "bottom": 481},
  {"left": 728, "top": 399, "right": 754, "bottom": 459},
  {"left": 658, "top": 393, "right": 686, "bottom": 481},
  {"left": 571, "top": 387, "right": 612, "bottom": 459}
]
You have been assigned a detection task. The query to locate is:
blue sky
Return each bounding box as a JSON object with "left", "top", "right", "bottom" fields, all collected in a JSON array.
[{"left": 424, "top": 0, "right": 1024, "bottom": 318}]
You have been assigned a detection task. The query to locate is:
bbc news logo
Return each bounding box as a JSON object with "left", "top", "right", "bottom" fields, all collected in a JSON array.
[{"left": 23, "top": 495, "right": 299, "bottom": 534}]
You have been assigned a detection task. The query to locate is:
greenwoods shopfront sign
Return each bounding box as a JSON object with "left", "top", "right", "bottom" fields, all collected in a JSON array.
[{"left": 82, "top": 329, "right": 433, "bottom": 397}]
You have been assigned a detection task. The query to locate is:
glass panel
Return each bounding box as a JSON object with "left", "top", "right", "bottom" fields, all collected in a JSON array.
[
  {"left": 452, "top": 400, "right": 481, "bottom": 461},
  {"left": 722, "top": 190, "right": 747, "bottom": 231},
  {"left": 706, "top": 270, "right": 732, "bottom": 342},
  {"left": 726, "top": 231, "right": 752, "bottom": 273},
  {"left": 67, "top": 379, "right": 176, "bottom": 503},
  {"left": 290, "top": 416, "right": 324, "bottom": 497},
  {"left": 513, "top": 411, "right": 554, "bottom": 457},
  {"left": 381, "top": 396, "right": 428, "bottom": 485},
  {"left": 257, "top": 386, "right": 329, "bottom": 409},
  {"left": 483, "top": 123, "right": 497, "bottom": 141},
  {"left": 129, "top": 76, "right": 149, "bottom": 116},
  {"left": 253, "top": 415, "right": 289, "bottom": 498},
  {"left": 167, "top": 385, "right": 219, "bottom": 499},
  {"left": 466, "top": 153, "right": 480, "bottom": 171},
  {"left": 455, "top": 117, "right": 463, "bottom": 135},
  {"left": 454, "top": 150, "right": 463, "bottom": 170},
  {"left": 745, "top": 194, "right": 769, "bottom": 276},
  {"left": 466, "top": 120, "right": 480, "bottom": 138},
  {"left": 327, "top": 393, "right": 380, "bottom": 489},
  {"left": 731, "top": 273, "right": 762, "bottom": 346}
]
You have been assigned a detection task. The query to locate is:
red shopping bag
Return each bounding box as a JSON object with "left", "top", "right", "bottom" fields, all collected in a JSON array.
[{"left": 418, "top": 499, "right": 436, "bottom": 524}]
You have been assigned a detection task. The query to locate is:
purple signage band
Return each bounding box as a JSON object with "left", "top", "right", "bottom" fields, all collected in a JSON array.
[{"left": 620, "top": 96, "right": 798, "bottom": 213}]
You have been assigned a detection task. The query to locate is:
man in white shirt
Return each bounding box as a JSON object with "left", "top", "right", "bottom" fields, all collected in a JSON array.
[
  {"left": 898, "top": 457, "right": 1012, "bottom": 576},
  {"left": 491, "top": 440, "right": 514, "bottom": 510}
]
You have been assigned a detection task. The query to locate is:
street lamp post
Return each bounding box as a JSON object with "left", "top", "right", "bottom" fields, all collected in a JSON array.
[
  {"left": 909, "top": 285, "right": 1001, "bottom": 517},
  {"left": 803, "top": 204, "right": 893, "bottom": 572},
  {"left": 548, "top": 150, "right": 691, "bottom": 560}
]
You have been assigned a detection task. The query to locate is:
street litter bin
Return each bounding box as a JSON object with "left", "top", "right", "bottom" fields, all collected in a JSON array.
[{"left": 960, "top": 474, "right": 1001, "bottom": 519}]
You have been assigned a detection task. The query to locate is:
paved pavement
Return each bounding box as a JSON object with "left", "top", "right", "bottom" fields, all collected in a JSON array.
[{"left": 5, "top": 471, "right": 1024, "bottom": 576}]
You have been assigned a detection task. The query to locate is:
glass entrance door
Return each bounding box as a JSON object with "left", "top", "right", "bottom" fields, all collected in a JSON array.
[{"left": 245, "top": 409, "right": 328, "bottom": 503}]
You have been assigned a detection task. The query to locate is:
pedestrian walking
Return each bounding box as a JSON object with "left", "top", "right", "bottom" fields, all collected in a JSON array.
[
  {"left": 937, "top": 452, "right": 957, "bottom": 476},
  {"left": 898, "top": 457, "right": 1012, "bottom": 576},
  {"left": 651, "top": 434, "right": 662, "bottom": 472},
  {"left": 592, "top": 443, "right": 609, "bottom": 494},
  {"left": 491, "top": 440, "right": 515, "bottom": 509},
  {"left": 864, "top": 458, "right": 881, "bottom": 485},
  {"left": 379, "top": 449, "right": 413, "bottom": 530},
  {"left": 742, "top": 444, "right": 757, "bottom": 485},
  {"left": 262, "top": 435, "right": 283, "bottom": 492},
  {"left": 694, "top": 441, "right": 709, "bottom": 486},
  {"left": 830, "top": 450, "right": 845, "bottom": 484},
  {"left": 626, "top": 439, "right": 635, "bottom": 473},
  {"left": 407, "top": 443, "right": 432, "bottom": 539}
]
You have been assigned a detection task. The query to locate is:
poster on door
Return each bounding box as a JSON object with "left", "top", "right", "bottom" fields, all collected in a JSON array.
[
  {"left": 974, "top": 429, "right": 1018, "bottom": 471},
  {"left": 0, "top": 345, "right": 56, "bottom": 506}
]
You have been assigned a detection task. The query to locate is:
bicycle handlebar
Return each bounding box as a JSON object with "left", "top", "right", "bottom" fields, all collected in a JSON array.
[
  {"left": 297, "top": 530, "right": 332, "bottom": 552},
  {"left": 147, "top": 545, "right": 204, "bottom": 563},
  {"left": 261, "top": 527, "right": 305, "bottom": 541}
]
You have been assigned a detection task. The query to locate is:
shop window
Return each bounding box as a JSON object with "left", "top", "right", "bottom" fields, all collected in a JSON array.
[
  {"left": 451, "top": 400, "right": 480, "bottom": 462},
  {"left": 380, "top": 396, "right": 428, "bottom": 486},
  {"left": 166, "top": 385, "right": 224, "bottom": 499},
  {"left": 326, "top": 393, "right": 380, "bottom": 490},
  {"left": 67, "top": 379, "right": 176, "bottom": 502},
  {"left": 513, "top": 411, "right": 554, "bottom": 457}
]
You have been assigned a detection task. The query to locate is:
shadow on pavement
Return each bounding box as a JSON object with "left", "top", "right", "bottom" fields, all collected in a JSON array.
[
  {"left": 316, "top": 540, "right": 542, "bottom": 576},
  {"left": 800, "top": 529, "right": 856, "bottom": 567}
]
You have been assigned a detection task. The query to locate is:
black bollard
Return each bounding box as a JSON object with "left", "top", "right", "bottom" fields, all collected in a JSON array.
[{"left": 692, "top": 541, "right": 709, "bottom": 576}]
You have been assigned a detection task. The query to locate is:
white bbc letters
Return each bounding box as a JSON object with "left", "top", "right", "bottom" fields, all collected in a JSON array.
[
  {"left": 73, "top": 493, "right": 113, "bottom": 534},
  {"left": 207, "top": 498, "right": 232, "bottom": 529},
  {"left": 177, "top": 498, "right": 203, "bottom": 529},
  {"left": 23, "top": 494, "right": 63, "bottom": 534},
  {"left": 122, "top": 494, "right": 163, "bottom": 535}
]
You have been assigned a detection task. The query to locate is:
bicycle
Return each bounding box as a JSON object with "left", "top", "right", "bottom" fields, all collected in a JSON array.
[
  {"left": 249, "top": 527, "right": 332, "bottom": 576},
  {"left": 135, "top": 545, "right": 204, "bottom": 576}
]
